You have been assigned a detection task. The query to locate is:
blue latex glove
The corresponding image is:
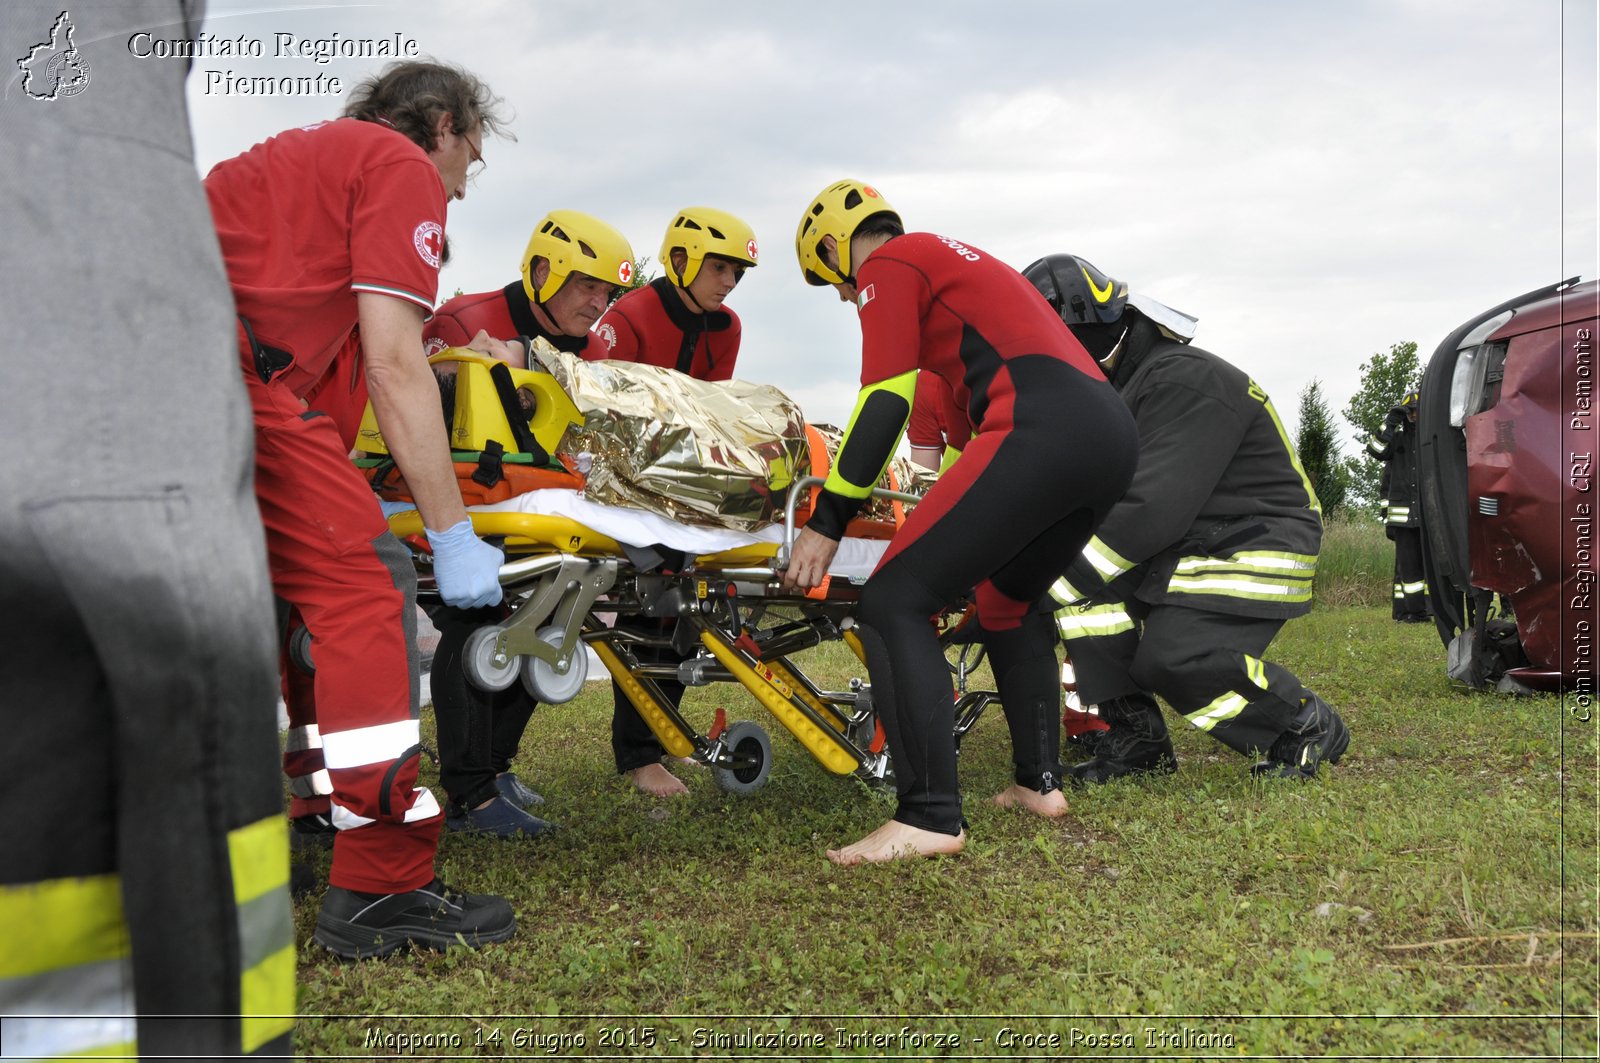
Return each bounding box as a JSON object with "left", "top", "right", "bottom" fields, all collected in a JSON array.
[
  {"left": 426, "top": 519, "right": 504, "bottom": 608},
  {"left": 379, "top": 500, "right": 418, "bottom": 519}
]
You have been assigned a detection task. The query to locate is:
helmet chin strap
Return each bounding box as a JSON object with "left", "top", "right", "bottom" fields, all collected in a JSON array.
[
  {"left": 679, "top": 278, "right": 708, "bottom": 313},
  {"left": 1096, "top": 324, "right": 1132, "bottom": 371}
]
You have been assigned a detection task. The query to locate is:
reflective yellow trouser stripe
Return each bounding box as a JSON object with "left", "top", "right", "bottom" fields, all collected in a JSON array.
[
  {"left": 0, "top": 874, "right": 129, "bottom": 978},
  {"left": 228, "top": 816, "right": 295, "bottom": 1054},
  {"left": 1184, "top": 655, "right": 1269, "bottom": 732},
  {"left": 0, "top": 874, "right": 137, "bottom": 1058},
  {"left": 1055, "top": 601, "right": 1135, "bottom": 639}
]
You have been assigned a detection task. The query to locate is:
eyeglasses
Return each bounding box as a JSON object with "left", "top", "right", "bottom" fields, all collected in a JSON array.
[{"left": 464, "top": 130, "right": 485, "bottom": 181}]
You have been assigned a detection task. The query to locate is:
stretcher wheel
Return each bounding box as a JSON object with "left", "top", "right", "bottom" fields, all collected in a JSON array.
[
  {"left": 711, "top": 720, "right": 772, "bottom": 796},
  {"left": 520, "top": 625, "right": 587, "bottom": 704},
  {"left": 463, "top": 625, "right": 518, "bottom": 692},
  {"left": 289, "top": 626, "right": 315, "bottom": 676}
]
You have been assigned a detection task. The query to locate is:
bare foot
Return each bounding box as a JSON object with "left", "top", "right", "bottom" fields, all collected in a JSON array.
[
  {"left": 826, "top": 819, "right": 965, "bottom": 866},
  {"left": 625, "top": 762, "right": 688, "bottom": 797},
  {"left": 989, "top": 784, "right": 1069, "bottom": 818}
]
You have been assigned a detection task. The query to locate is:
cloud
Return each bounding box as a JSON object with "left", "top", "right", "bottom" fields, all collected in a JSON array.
[{"left": 180, "top": 0, "right": 1594, "bottom": 440}]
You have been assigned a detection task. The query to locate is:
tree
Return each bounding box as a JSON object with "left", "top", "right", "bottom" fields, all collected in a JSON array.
[
  {"left": 1342, "top": 341, "right": 1422, "bottom": 513},
  {"left": 1296, "top": 378, "right": 1348, "bottom": 517}
]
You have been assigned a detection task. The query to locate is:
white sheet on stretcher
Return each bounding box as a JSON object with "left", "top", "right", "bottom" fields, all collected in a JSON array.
[{"left": 462, "top": 489, "right": 890, "bottom": 583}]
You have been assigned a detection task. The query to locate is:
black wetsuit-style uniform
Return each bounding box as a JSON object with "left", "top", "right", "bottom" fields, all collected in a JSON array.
[{"left": 810, "top": 233, "right": 1138, "bottom": 835}]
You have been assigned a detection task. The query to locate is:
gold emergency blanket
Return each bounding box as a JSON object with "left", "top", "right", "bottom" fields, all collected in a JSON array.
[{"left": 534, "top": 342, "right": 809, "bottom": 531}]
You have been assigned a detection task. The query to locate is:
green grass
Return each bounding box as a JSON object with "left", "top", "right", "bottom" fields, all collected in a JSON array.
[
  {"left": 290, "top": 608, "right": 1597, "bottom": 1059},
  {"left": 1314, "top": 515, "right": 1394, "bottom": 608}
]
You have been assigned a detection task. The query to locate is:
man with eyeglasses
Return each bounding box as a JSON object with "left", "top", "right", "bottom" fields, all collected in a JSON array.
[
  {"left": 205, "top": 59, "right": 518, "bottom": 958},
  {"left": 416, "top": 210, "right": 635, "bottom": 837}
]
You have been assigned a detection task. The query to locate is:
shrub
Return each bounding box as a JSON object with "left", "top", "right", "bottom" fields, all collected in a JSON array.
[{"left": 1315, "top": 514, "right": 1392, "bottom": 608}]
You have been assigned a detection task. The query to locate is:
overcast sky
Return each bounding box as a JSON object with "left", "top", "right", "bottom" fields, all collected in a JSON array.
[{"left": 176, "top": 0, "right": 1597, "bottom": 449}]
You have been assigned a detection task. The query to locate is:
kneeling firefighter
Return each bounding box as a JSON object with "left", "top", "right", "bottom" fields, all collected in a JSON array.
[{"left": 1025, "top": 254, "right": 1350, "bottom": 782}]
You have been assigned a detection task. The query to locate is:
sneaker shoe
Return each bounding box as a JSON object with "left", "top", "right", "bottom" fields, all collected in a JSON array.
[
  {"left": 290, "top": 811, "right": 337, "bottom": 852},
  {"left": 314, "top": 878, "right": 515, "bottom": 959},
  {"left": 1251, "top": 696, "right": 1350, "bottom": 779},
  {"left": 495, "top": 771, "right": 545, "bottom": 808},
  {"left": 444, "top": 795, "right": 558, "bottom": 838},
  {"left": 1067, "top": 695, "right": 1177, "bottom": 785}
]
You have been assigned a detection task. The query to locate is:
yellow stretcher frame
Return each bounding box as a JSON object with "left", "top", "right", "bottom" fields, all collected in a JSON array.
[{"left": 393, "top": 481, "right": 995, "bottom": 796}]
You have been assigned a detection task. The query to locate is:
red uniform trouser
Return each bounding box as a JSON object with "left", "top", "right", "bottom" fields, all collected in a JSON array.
[
  {"left": 246, "top": 369, "right": 441, "bottom": 893},
  {"left": 281, "top": 606, "right": 331, "bottom": 819}
]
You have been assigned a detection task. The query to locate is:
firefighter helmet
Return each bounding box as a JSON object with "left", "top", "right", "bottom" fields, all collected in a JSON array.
[{"left": 1023, "top": 254, "right": 1129, "bottom": 327}]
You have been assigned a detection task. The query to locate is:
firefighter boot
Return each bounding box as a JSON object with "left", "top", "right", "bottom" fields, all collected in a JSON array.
[
  {"left": 1251, "top": 694, "right": 1350, "bottom": 780},
  {"left": 1067, "top": 694, "right": 1177, "bottom": 784}
]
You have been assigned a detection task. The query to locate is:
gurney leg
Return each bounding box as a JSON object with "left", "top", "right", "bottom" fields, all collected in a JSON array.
[{"left": 590, "top": 640, "right": 697, "bottom": 759}]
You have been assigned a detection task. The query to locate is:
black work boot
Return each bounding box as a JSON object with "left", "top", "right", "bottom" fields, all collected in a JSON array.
[
  {"left": 1251, "top": 694, "right": 1350, "bottom": 780},
  {"left": 1067, "top": 695, "right": 1177, "bottom": 784},
  {"left": 315, "top": 878, "right": 516, "bottom": 959}
]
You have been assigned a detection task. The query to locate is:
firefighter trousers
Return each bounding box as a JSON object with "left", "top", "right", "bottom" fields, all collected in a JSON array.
[
  {"left": 1390, "top": 527, "right": 1430, "bottom": 621},
  {"left": 1060, "top": 599, "right": 1318, "bottom": 757},
  {"left": 0, "top": 490, "right": 293, "bottom": 1058}
]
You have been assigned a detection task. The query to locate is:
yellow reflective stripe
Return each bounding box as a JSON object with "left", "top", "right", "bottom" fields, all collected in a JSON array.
[
  {"left": 1169, "top": 550, "right": 1316, "bottom": 602},
  {"left": 824, "top": 370, "right": 917, "bottom": 499},
  {"left": 1401, "top": 580, "right": 1426, "bottom": 594},
  {"left": 0, "top": 875, "right": 129, "bottom": 978},
  {"left": 1174, "top": 550, "right": 1316, "bottom": 574},
  {"left": 937, "top": 443, "right": 962, "bottom": 474},
  {"left": 240, "top": 945, "right": 296, "bottom": 1054},
  {"left": 1082, "top": 535, "right": 1134, "bottom": 580},
  {"left": 1251, "top": 380, "right": 1322, "bottom": 516},
  {"left": 1168, "top": 575, "right": 1314, "bottom": 602},
  {"left": 228, "top": 816, "right": 289, "bottom": 906},
  {"left": 1186, "top": 659, "right": 1267, "bottom": 731},
  {"left": 1245, "top": 655, "right": 1269, "bottom": 691},
  {"left": 1048, "top": 576, "right": 1083, "bottom": 606},
  {"left": 1055, "top": 602, "right": 1134, "bottom": 639},
  {"left": 1186, "top": 691, "right": 1249, "bottom": 731},
  {"left": 227, "top": 816, "right": 295, "bottom": 1054}
]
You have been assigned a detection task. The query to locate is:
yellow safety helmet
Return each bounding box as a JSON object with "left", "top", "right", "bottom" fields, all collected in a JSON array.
[
  {"left": 521, "top": 210, "right": 637, "bottom": 304},
  {"left": 795, "top": 179, "right": 899, "bottom": 286},
  {"left": 660, "top": 207, "right": 759, "bottom": 288}
]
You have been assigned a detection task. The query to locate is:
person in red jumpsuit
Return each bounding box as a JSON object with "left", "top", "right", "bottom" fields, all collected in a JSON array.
[
  {"left": 206, "top": 60, "right": 515, "bottom": 957},
  {"left": 906, "top": 371, "right": 968, "bottom": 471},
  {"left": 421, "top": 211, "right": 636, "bottom": 835},
  {"left": 784, "top": 180, "right": 1139, "bottom": 865},
  {"left": 588, "top": 207, "right": 760, "bottom": 796}
]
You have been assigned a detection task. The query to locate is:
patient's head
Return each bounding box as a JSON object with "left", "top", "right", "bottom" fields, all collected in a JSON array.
[{"left": 434, "top": 331, "right": 535, "bottom": 433}]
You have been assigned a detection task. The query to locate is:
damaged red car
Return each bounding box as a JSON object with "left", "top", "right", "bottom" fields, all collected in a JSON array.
[{"left": 1416, "top": 277, "right": 1599, "bottom": 696}]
